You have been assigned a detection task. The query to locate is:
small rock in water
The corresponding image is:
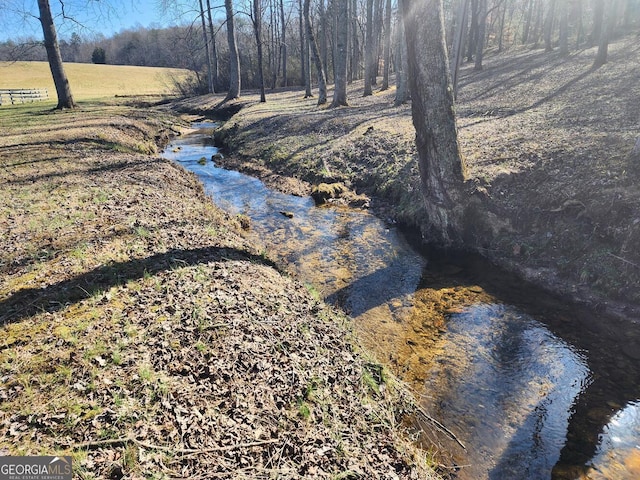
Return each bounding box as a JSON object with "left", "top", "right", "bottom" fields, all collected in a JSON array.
[{"left": 279, "top": 211, "right": 294, "bottom": 218}]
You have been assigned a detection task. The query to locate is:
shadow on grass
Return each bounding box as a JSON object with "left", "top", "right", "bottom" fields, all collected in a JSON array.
[{"left": 0, "top": 246, "right": 278, "bottom": 326}]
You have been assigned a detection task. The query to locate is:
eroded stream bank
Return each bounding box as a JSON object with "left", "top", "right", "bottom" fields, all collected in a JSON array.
[{"left": 163, "top": 124, "right": 640, "bottom": 479}]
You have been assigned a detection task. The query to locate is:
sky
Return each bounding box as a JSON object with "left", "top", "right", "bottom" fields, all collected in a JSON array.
[{"left": 0, "top": 0, "right": 188, "bottom": 42}]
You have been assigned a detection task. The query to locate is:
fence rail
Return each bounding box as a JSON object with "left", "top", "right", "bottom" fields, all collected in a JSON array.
[{"left": 0, "top": 88, "right": 49, "bottom": 106}]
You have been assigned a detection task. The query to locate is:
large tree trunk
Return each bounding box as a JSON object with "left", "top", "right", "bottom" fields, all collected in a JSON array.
[
  {"left": 404, "top": 0, "right": 468, "bottom": 246},
  {"left": 37, "top": 0, "right": 76, "bottom": 109},
  {"left": 304, "top": 0, "right": 328, "bottom": 104},
  {"left": 330, "top": 0, "right": 349, "bottom": 107},
  {"left": 593, "top": 0, "right": 618, "bottom": 68},
  {"left": 224, "top": 0, "right": 241, "bottom": 100}
]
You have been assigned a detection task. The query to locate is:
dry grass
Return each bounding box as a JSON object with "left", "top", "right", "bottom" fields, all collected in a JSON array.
[{"left": 0, "top": 61, "right": 193, "bottom": 102}]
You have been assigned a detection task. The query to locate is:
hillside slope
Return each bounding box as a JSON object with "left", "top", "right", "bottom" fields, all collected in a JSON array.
[{"left": 193, "top": 33, "right": 640, "bottom": 319}]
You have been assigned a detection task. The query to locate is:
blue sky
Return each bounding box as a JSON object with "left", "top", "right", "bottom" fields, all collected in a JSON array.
[{"left": 0, "top": 0, "right": 189, "bottom": 42}]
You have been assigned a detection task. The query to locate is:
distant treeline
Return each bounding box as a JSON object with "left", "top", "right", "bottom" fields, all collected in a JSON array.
[{"left": 1, "top": 0, "right": 639, "bottom": 95}]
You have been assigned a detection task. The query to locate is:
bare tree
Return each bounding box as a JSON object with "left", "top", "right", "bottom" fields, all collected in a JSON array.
[
  {"left": 251, "top": 0, "right": 266, "bottom": 101},
  {"left": 37, "top": 0, "right": 76, "bottom": 109},
  {"left": 593, "top": 0, "right": 619, "bottom": 68},
  {"left": 206, "top": 0, "right": 219, "bottom": 92},
  {"left": 225, "top": 0, "right": 241, "bottom": 99},
  {"left": 279, "top": 0, "right": 287, "bottom": 86},
  {"left": 544, "top": 0, "right": 557, "bottom": 52},
  {"left": 363, "top": 0, "right": 375, "bottom": 96},
  {"left": 330, "top": 0, "right": 349, "bottom": 107},
  {"left": 474, "top": 0, "right": 487, "bottom": 71},
  {"left": 558, "top": 0, "right": 569, "bottom": 55},
  {"left": 198, "top": 0, "right": 214, "bottom": 93},
  {"left": 394, "top": 0, "right": 409, "bottom": 105},
  {"left": 304, "top": 0, "right": 327, "bottom": 104},
  {"left": 450, "top": 0, "right": 469, "bottom": 95},
  {"left": 404, "top": 0, "right": 467, "bottom": 246},
  {"left": 380, "top": 0, "right": 391, "bottom": 90}
]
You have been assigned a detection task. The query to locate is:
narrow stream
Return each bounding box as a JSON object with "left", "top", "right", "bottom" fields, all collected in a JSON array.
[{"left": 162, "top": 124, "right": 640, "bottom": 479}]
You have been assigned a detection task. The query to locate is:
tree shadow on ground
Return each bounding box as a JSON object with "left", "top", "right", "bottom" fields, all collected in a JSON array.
[{"left": 0, "top": 246, "right": 278, "bottom": 326}]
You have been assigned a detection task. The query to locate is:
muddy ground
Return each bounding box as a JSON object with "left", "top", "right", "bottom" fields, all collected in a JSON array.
[
  {"left": 0, "top": 104, "right": 438, "bottom": 478},
  {"left": 180, "top": 33, "right": 640, "bottom": 322}
]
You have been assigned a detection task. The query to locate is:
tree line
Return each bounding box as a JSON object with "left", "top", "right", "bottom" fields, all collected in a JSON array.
[{"left": 2, "top": 0, "right": 638, "bottom": 103}]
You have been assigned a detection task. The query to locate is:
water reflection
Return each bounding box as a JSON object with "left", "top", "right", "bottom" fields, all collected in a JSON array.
[
  {"left": 163, "top": 126, "right": 640, "bottom": 480},
  {"left": 418, "top": 303, "right": 590, "bottom": 479}
]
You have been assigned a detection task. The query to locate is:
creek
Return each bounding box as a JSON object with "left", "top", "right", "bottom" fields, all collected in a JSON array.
[{"left": 162, "top": 123, "right": 640, "bottom": 479}]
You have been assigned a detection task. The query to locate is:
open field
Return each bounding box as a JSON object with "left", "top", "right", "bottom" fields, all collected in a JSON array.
[{"left": 0, "top": 61, "right": 193, "bottom": 103}]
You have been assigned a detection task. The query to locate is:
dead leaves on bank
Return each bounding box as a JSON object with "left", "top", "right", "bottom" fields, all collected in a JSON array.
[{"left": 0, "top": 105, "right": 435, "bottom": 479}]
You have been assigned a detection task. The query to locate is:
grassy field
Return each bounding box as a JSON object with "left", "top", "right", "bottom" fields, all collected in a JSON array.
[{"left": 0, "top": 61, "right": 193, "bottom": 103}]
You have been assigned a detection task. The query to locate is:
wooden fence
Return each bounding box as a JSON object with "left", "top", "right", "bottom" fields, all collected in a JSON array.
[{"left": 0, "top": 88, "right": 49, "bottom": 106}]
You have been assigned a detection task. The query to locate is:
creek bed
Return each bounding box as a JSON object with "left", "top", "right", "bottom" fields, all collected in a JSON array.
[{"left": 162, "top": 123, "right": 640, "bottom": 479}]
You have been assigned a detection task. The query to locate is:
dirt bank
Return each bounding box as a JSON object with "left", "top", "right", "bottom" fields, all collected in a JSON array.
[
  {"left": 178, "top": 34, "right": 640, "bottom": 322},
  {"left": 0, "top": 103, "right": 438, "bottom": 478}
]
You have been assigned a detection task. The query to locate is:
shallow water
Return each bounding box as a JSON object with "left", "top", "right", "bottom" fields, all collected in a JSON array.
[{"left": 163, "top": 124, "right": 640, "bottom": 479}]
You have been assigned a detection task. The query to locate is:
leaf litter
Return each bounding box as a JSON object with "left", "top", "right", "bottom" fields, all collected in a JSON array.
[{"left": 0, "top": 103, "right": 439, "bottom": 478}]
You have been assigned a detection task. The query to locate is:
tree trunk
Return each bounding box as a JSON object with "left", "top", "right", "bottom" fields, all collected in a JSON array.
[
  {"left": 497, "top": 2, "right": 507, "bottom": 52},
  {"left": 300, "top": 0, "right": 306, "bottom": 88},
  {"left": 224, "top": 0, "right": 241, "bottom": 99},
  {"left": 590, "top": 0, "right": 604, "bottom": 46},
  {"left": 404, "top": 0, "right": 468, "bottom": 246},
  {"left": 37, "top": 0, "right": 76, "bottom": 109},
  {"left": 372, "top": 0, "right": 383, "bottom": 82},
  {"left": 198, "top": 0, "right": 214, "bottom": 93},
  {"left": 532, "top": 0, "right": 544, "bottom": 46},
  {"left": 593, "top": 0, "right": 617, "bottom": 68},
  {"left": 559, "top": 0, "right": 569, "bottom": 55},
  {"left": 206, "top": 0, "right": 219, "bottom": 92},
  {"left": 279, "top": 0, "right": 287, "bottom": 87},
  {"left": 575, "top": 0, "right": 584, "bottom": 48},
  {"left": 381, "top": 0, "right": 391, "bottom": 90},
  {"left": 466, "top": 0, "right": 478, "bottom": 62},
  {"left": 474, "top": 0, "right": 487, "bottom": 71},
  {"left": 349, "top": 0, "right": 359, "bottom": 82},
  {"left": 522, "top": 0, "right": 534, "bottom": 44},
  {"left": 330, "top": 0, "right": 349, "bottom": 107},
  {"left": 319, "top": 0, "right": 329, "bottom": 79},
  {"left": 252, "top": 0, "right": 266, "bottom": 102},
  {"left": 544, "top": 0, "right": 556, "bottom": 52},
  {"left": 394, "top": 0, "right": 409, "bottom": 105},
  {"left": 305, "top": 0, "right": 328, "bottom": 104},
  {"left": 363, "top": 0, "right": 374, "bottom": 96},
  {"left": 450, "top": 0, "right": 469, "bottom": 96}
]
